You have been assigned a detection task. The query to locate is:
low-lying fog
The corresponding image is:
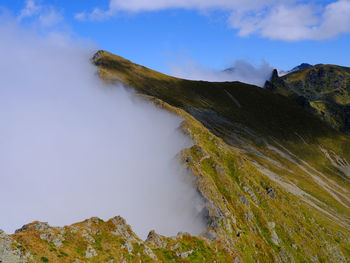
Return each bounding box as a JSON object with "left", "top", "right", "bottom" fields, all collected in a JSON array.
[
  {"left": 170, "top": 59, "right": 273, "bottom": 87},
  {"left": 0, "top": 19, "right": 206, "bottom": 238}
]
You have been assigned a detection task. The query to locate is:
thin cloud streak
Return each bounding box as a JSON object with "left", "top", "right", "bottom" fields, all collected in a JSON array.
[{"left": 170, "top": 59, "right": 273, "bottom": 87}]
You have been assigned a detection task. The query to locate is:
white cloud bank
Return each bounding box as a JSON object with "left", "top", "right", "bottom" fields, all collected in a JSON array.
[
  {"left": 0, "top": 17, "right": 206, "bottom": 238},
  {"left": 170, "top": 59, "right": 273, "bottom": 87},
  {"left": 75, "top": 0, "right": 350, "bottom": 41},
  {"left": 230, "top": 0, "right": 350, "bottom": 41}
]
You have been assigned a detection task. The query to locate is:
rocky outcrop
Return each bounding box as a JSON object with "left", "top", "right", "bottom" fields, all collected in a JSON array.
[
  {"left": 145, "top": 230, "right": 166, "bottom": 248},
  {"left": 6, "top": 216, "right": 237, "bottom": 262},
  {"left": 265, "top": 64, "right": 350, "bottom": 133},
  {"left": 3, "top": 51, "right": 350, "bottom": 263},
  {"left": 0, "top": 229, "right": 30, "bottom": 263}
]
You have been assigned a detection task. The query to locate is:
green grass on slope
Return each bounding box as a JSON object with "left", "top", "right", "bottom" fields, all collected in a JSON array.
[
  {"left": 266, "top": 64, "right": 350, "bottom": 133},
  {"left": 93, "top": 50, "right": 338, "bottom": 141},
  {"left": 92, "top": 50, "right": 350, "bottom": 262}
]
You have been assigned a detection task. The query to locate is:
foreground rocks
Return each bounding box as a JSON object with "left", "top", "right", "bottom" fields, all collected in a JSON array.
[
  {"left": 3, "top": 217, "right": 236, "bottom": 262},
  {"left": 0, "top": 229, "right": 31, "bottom": 263}
]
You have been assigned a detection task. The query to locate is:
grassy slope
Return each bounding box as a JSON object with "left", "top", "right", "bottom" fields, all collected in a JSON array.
[
  {"left": 92, "top": 50, "right": 350, "bottom": 261},
  {"left": 266, "top": 64, "right": 350, "bottom": 133},
  {"left": 4, "top": 50, "right": 350, "bottom": 263}
]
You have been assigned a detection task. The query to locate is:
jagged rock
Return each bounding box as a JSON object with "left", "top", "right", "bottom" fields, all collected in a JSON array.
[
  {"left": 111, "top": 216, "right": 135, "bottom": 240},
  {"left": 85, "top": 244, "right": 97, "bottom": 258},
  {"left": 176, "top": 250, "right": 193, "bottom": 259},
  {"left": 246, "top": 212, "right": 253, "bottom": 222},
  {"left": 265, "top": 65, "right": 350, "bottom": 134},
  {"left": 215, "top": 164, "right": 226, "bottom": 175},
  {"left": 279, "top": 247, "right": 290, "bottom": 263},
  {"left": 0, "top": 229, "right": 29, "bottom": 263},
  {"left": 170, "top": 243, "right": 179, "bottom": 250},
  {"left": 266, "top": 187, "right": 276, "bottom": 199},
  {"left": 14, "top": 225, "right": 29, "bottom": 234},
  {"left": 325, "top": 244, "right": 347, "bottom": 263},
  {"left": 243, "top": 185, "right": 259, "bottom": 204},
  {"left": 15, "top": 222, "right": 50, "bottom": 233},
  {"left": 239, "top": 195, "right": 249, "bottom": 205},
  {"left": 268, "top": 222, "right": 280, "bottom": 245},
  {"left": 33, "top": 224, "right": 65, "bottom": 248},
  {"left": 223, "top": 218, "right": 233, "bottom": 234},
  {"left": 3, "top": 50, "right": 350, "bottom": 263},
  {"left": 201, "top": 229, "right": 217, "bottom": 241},
  {"left": 202, "top": 199, "right": 226, "bottom": 230},
  {"left": 184, "top": 155, "right": 193, "bottom": 163},
  {"left": 70, "top": 226, "right": 79, "bottom": 233},
  {"left": 33, "top": 222, "right": 50, "bottom": 231},
  {"left": 121, "top": 240, "right": 133, "bottom": 253},
  {"left": 176, "top": 232, "right": 184, "bottom": 238},
  {"left": 87, "top": 217, "right": 100, "bottom": 226},
  {"left": 143, "top": 245, "right": 157, "bottom": 260},
  {"left": 265, "top": 69, "right": 284, "bottom": 91},
  {"left": 82, "top": 229, "right": 95, "bottom": 243},
  {"left": 195, "top": 145, "right": 204, "bottom": 155},
  {"left": 145, "top": 230, "right": 166, "bottom": 248}
]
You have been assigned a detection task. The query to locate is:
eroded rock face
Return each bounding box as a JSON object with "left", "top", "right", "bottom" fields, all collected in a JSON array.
[
  {"left": 145, "top": 230, "right": 166, "bottom": 248},
  {"left": 15, "top": 222, "right": 50, "bottom": 233},
  {"left": 200, "top": 229, "right": 217, "bottom": 242},
  {"left": 85, "top": 244, "right": 97, "bottom": 258},
  {"left": 143, "top": 245, "right": 158, "bottom": 260},
  {"left": 266, "top": 186, "right": 276, "bottom": 199},
  {"left": 0, "top": 229, "right": 29, "bottom": 263},
  {"left": 111, "top": 216, "right": 137, "bottom": 241},
  {"left": 2, "top": 51, "right": 350, "bottom": 262}
]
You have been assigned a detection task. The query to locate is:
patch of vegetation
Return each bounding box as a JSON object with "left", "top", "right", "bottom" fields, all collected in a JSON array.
[{"left": 6, "top": 50, "right": 350, "bottom": 263}]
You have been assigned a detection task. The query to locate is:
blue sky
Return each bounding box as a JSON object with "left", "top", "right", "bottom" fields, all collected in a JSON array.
[{"left": 2, "top": 0, "right": 350, "bottom": 74}]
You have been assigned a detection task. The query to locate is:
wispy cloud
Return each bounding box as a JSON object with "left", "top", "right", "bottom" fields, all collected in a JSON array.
[
  {"left": 170, "top": 59, "right": 273, "bottom": 87},
  {"left": 18, "top": 0, "right": 41, "bottom": 20},
  {"left": 0, "top": 15, "right": 206, "bottom": 238},
  {"left": 18, "top": 0, "right": 63, "bottom": 27},
  {"left": 75, "top": 7, "right": 110, "bottom": 22},
  {"left": 75, "top": 0, "right": 350, "bottom": 41},
  {"left": 230, "top": 0, "right": 350, "bottom": 41}
]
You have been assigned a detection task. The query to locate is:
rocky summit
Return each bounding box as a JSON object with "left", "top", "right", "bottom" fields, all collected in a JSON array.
[
  {"left": 1, "top": 50, "right": 350, "bottom": 262},
  {"left": 265, "top": 64, "right": 350, "bottom": 134}
]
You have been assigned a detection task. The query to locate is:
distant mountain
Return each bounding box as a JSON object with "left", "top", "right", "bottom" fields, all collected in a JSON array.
[
  {"left": 265, "top": 64, "right": 350, "bottom": 134},
  {"left": 289, "top": 63, "right": 313, "bottom": 73},
  {"left": 2, "top": 51, "right": 350, "bottom": 263},
  {"left": 272, "top": 63, "right": 314, "bottom": 77},
  {"left": 224, "top": 63, "right": 313, "bottom": 80}
]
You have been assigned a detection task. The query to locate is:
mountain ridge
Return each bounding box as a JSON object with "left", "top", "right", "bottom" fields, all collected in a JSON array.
[
  {"left": 1, "top": 50, "right": 350, "bottom": 263},
  {"left": 265, "top": 63, "right": 350, "bottom": 134}
]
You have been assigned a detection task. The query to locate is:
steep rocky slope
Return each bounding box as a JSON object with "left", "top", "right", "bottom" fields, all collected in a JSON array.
[
  {"left": 265, "top": 64, "right": 350, "bottom": 134},
  {"left": 1, "top": 50, "right": 350, "bottom": 262}
]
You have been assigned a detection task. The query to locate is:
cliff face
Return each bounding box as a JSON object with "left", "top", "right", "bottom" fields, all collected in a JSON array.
[
  {"left": 2, "top": 51, "right": 350, "bottom": 262},
  {"left": 265, "top": 64, "right": 350, "bottom": 134}
]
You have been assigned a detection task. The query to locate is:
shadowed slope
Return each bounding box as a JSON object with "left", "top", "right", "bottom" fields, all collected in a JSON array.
[
  {"left": 92, "top": 50, "right": 339, "bottom": 141},
  {"left": 265, "top": 64, "right": 350, "bottom": 134},
  {"left": 92, "top": 50, "right": 350, "bottom": 260},
  {"left": 2, "top": 51, "right": 350, "bottom": 263}
]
